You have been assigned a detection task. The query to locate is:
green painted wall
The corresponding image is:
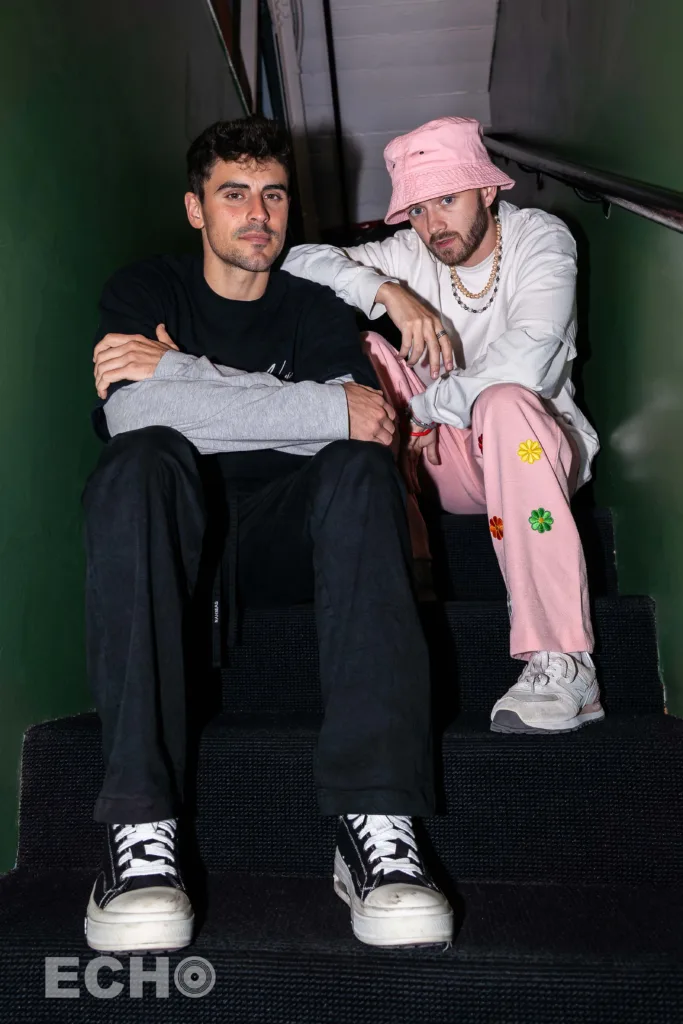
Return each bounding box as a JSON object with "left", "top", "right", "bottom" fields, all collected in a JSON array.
[
  {"left": 490, "top": 0, "right": 683, "bottom": 713},
  {"left": 0, "top": 0, "right": 244, "bottom": 874}
]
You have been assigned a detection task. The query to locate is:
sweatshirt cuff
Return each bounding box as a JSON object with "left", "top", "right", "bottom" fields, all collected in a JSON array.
[
  {"left": 322, "top": 382, "right": 351, "bottom": 440},
  {"left": 409, "top": 391, "right": 432, "bottom": 427},
  {"left": 153, "top": 349, "right": 193, "bottom": 378},
  {"left": 351, "top": 272, "right": 400, "bottom": 320}
]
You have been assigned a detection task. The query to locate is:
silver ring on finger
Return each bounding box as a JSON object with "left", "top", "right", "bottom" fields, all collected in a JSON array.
[{"left": 435, "top": 329, "right": 448, "bottom": 340}]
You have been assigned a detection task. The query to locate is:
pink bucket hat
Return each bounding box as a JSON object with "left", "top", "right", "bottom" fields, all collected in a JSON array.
[{"left": 383, "top": 117, "right": 515, "bottom": 225}]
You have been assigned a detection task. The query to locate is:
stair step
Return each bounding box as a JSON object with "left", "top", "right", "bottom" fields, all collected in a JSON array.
[
  {"left": 221, "top": 596, "right": 662, "bottom": 714},
  {"left": 430, "top": 508, "right": 617, "bottom": 599},
  {"left": 0, "top": 868, "right": 679, "bottom": 1023},
  {"left": 18, "top": 712, "right": 683, "bottom": 884}
]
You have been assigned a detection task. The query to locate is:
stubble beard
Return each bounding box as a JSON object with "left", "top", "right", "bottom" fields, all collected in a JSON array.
[
  {"left": 428, "top": 196, "right": 490, "bottom": 267},
  {"left": 206, "top": 225, "right": 284, "bottom": 273}
]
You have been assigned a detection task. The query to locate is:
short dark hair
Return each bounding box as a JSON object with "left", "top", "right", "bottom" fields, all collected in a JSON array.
[{"left": 187, "top": 116, "right": 292, "bottom": 200}]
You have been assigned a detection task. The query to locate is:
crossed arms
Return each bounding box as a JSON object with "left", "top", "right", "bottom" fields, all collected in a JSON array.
[{"left": 93, "top": 312, "right": 396, "bottom": 454}]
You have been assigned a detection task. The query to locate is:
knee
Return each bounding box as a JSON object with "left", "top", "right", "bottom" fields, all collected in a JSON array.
[
  {"left": 362, "top": 331, "right": 406, "bottom": 386},
  {"left": 82, "top": 427, "right": 195, "bottom": 507},
  {"left": 310, "top": 441, "right": 404, "bottom": 531},
  {"left": 314, "top": 439, "right": 397, "bottom": 487},
  {"left": 475, "top": 383, "right": 544, "bottom": 420},
  {"left": 362, "top": 331, "right": 395, "bottom": 359},
  {"left": 108, "top": 426, "right": 193, "bottom": 469}
]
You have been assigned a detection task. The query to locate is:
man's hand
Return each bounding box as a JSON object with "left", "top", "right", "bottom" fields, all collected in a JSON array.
[
  {"left": 93, "top": 323, "right": 180, "bottom": 399},
  {"left": 343, "top": 382, "right": 397, "bottom": 446},
  {"left": 376, "top": 281, "right": 454, "bottom": 380},
  {"left": 400, "top": 422, "right": 440, "bottom": 494},
  {"left": 408, "top": 422, "right": 440, "bottom": 466}
]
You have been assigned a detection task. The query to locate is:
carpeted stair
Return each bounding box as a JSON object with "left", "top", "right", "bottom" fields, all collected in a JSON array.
[{"left": 1, "top": 509, "right": 681, "bottom": 1023}]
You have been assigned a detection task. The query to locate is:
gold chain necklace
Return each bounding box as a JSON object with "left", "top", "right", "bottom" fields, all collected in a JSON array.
[{"left": 450, "top": 217, "right": 502, "bottom": 300}]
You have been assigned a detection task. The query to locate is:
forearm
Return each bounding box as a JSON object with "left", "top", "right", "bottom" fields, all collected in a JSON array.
[
  {"left": 410, "top": 329, "right": 567, "bottom": 429},
  {"left": 103, "top": 350, "right": 350, "bottom": 454},
  {"left": 411, "top": 227, "right": 578, "bottom": 428},
  {"left": 282, "top": 244, "right": 398, "bottom": 318},
  {"left": 410, "top": 373, "right": 505, "bottom": 430}
]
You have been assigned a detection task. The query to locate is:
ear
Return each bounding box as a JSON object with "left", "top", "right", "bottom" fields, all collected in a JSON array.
[
  {"left": 184, "top": 191, "right": 205, "bottom": 231},
  {"left": 481, "top": 186, "right": 498, "bottom": 209}
]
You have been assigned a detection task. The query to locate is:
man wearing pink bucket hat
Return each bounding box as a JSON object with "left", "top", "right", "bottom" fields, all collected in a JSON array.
[{"left": 283, "top": 117, "right": 602, "bottom": 736}]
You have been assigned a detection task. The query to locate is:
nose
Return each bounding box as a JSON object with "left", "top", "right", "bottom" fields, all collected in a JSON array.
[
  {"left": 425, "top": 206, "right": 447, "bottom": 237},
  {"left": 247, "top": 194, "right": 269, "bottom": 224}
]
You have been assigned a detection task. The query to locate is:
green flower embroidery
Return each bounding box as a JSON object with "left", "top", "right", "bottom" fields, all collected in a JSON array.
[{"left": 529, "top": 507, "right": 554, "bottom": 533}]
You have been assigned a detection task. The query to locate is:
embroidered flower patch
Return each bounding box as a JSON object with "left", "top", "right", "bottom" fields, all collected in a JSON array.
[
  {"left": 489, "top": 516, "right": 504, "bottom": 540},
  {"left": 529, "top": 508, "right": 554, "bottom": 533},
  {"left": 517, "top": 439, "right": 543, "bottom": 464}
]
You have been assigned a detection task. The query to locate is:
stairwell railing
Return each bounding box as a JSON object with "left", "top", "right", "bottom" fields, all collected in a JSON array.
[{"left": 483, "top": 133, "right": 683, "bottom": 234}]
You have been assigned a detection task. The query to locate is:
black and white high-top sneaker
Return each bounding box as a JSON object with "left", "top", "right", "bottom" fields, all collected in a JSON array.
[
  {"left": 334, "top": 814, "right": 453, "bottom": 947},
  {"left": 85, "top": 819, "right": 194, "bottom": 953}
]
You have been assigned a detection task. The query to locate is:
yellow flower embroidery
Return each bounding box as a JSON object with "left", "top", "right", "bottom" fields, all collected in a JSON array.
[{"left": 517, "top": 439, "right": 543, "bottom": 464}]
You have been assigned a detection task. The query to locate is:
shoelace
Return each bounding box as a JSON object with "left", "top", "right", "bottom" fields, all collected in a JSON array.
[
  {"left": 113, "top": 820, "right": 178, "bottom": 880},
  {"left": 348, "top": 814, "right": 423, "bottom": 880},
  {"left": 519, "top": 652, "right": 586, "bottom": 698}
]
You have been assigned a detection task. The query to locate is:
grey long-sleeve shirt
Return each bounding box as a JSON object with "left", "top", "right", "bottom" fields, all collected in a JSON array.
[
  {"left": 92, "top": 256, "right": 378, "bottom": 480},
  {"left": 103, "top": 349, "right": 352, "bottom": 456}
]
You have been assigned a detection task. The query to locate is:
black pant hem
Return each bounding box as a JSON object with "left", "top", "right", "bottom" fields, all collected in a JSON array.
[
  {"left": 317, "top": 786, "right": 436, "bottom": 818},
  {"left": 93, "top": 795, "right": 179, "bottom": 825}
]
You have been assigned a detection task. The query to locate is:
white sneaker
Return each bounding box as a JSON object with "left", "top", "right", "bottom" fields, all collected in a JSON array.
[
  {"left": 85, "top": 819, "right": 194, "bottom": 953},
  {"left": 333, "top": 814, "right": 454, "bottom": 947},
  {"left": 490, "top": 651, "right": 605, "bottom": 734}
]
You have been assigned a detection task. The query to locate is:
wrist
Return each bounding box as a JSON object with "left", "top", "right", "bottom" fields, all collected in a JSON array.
[
  {"left": 153, "top": 348, "right": 180, "bottom": 378},
  {"left": 409, "top": 411, "right": 437, "bottom": 431},
  {"left": 403, "top": 412, "right": 436, "bottom": 438},
  {"left": 376, "top": 279, "right": 402, "bottom": 303}
]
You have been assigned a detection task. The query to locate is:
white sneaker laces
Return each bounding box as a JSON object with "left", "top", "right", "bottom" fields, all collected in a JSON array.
[
  {"left": 348, "top": 814, "right": 422, "bottom": 880},
  {"left": 113, "top": 819, "right": 178, "bottom": 880},
  {"left": 519, "top": 651, "right": 587, "bottom": 699}
]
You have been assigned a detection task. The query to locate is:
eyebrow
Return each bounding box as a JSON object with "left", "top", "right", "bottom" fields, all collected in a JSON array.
[
  {"left": 412, "top": 193, "right": 457, "bottom": 206},
  {"left": 215, "top": 180, "right": 288, "bottom": 194}
]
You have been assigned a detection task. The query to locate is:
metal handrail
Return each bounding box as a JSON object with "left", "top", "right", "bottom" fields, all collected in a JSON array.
[{"left": 483, "top": 133, "right": 683, "bottom": 233}]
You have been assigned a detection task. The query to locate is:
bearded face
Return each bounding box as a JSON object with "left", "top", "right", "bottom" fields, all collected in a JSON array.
[{"left": 407, "top": 188, "right": 493, "bottom": 266}]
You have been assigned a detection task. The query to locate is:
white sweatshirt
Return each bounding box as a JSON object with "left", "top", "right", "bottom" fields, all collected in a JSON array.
[{"left": 282, "top": 201, "right": 599, "bottom": 486}]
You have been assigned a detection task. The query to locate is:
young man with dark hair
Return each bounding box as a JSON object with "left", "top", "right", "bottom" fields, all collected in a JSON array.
[{"left": 82, "top": 115, "right": 453, "bottom": 953}]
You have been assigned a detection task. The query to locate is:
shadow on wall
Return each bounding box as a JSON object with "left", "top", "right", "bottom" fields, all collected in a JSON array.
[
  {"left": 489, "top": 162, "right": 603, "bottom": 500},
  {"left": 305, "top": 130, "right": 365, "bottom": 235},
  {"left": 0, "top": 0, "right": 245, "bottom": 876}
]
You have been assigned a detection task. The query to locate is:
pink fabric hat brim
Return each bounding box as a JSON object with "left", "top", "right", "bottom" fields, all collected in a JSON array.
[
  {"left": 385, "top": 163, "right": 515, "bottom": 225},
  {"left": 382, "top": 117, "right": 516, "bottom": 225}
]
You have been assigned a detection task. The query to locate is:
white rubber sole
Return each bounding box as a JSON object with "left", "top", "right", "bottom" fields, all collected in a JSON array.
[
  {"left": 85, "top": 888, "right": 194, "bottom": 953},
  {"left": 333, "top": 853, "right": 453, "bottom": 948},
  {"left": 491, "top": 704, "right": 606, "bottom": 734}
]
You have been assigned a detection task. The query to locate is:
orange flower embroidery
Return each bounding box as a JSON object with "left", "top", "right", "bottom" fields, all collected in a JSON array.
[{"left": 489, "top": 516, "right": 504, "bottom": 540}]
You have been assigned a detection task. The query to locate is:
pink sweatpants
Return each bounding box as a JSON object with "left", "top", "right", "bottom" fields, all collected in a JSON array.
[{"left": 364, "top": 332, "right": 594, "bottom": 660}]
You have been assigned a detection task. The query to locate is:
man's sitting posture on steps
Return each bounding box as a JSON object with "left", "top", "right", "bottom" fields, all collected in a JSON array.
[
  {"left": 283, "top": 116, "right": 603, "bottom": 736},
  {"left": 82, "top": 116, "right": 453, "bottom": 953}
]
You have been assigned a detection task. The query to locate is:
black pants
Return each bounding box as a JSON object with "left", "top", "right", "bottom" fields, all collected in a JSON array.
[{"left": 81, "top": 427, "right": 435, "bottom": 824}]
